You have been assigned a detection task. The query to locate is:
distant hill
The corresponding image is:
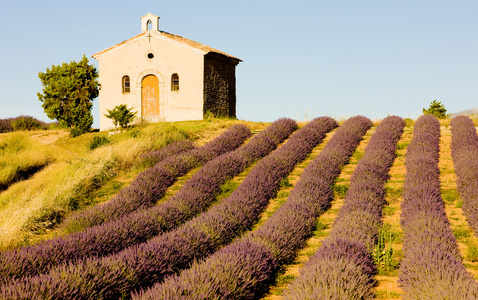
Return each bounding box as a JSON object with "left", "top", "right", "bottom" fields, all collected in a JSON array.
[{"left": 450, "top": 108, "right": 478, "bottom": 118}]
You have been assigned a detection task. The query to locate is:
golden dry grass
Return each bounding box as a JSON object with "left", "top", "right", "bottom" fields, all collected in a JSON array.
[{"left": 0, "top": 133, "right": 53, "bottom": 190}]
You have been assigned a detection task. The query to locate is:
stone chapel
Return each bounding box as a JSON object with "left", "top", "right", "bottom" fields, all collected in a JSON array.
[{"left": 92, "top": 13, "right": 241, "bottom": 131}]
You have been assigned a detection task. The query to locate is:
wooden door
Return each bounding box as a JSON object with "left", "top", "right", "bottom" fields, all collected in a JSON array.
[{"left": 141, "top": 75, "right": 159, "bottom": 116}]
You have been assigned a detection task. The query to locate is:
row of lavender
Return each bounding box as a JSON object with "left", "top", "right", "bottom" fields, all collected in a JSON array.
[
  {"left": 450, "top": 116, "right": 478, "bottom": 236},
  {"left": 283, "top": 116, "right": 404, "bottom": 299},
  {"left": 62, "top": 124, "right": 251, "bottom": 232},
  {"left": 0, "top": 117, "right": 336, "bottom": 299},
  {"left": 134, "top": 116, "right": 373, "bottom": 299},
  {"left": 398, "top": 115, "right": 478, "bottom": 299},
  {"left": 0, "top": 119, "right": 294, "bottom": 281}
]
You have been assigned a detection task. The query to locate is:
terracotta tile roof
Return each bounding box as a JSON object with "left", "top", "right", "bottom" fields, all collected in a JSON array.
[{"left": 92, "top": 30, "right": 241, "bottom": 62}]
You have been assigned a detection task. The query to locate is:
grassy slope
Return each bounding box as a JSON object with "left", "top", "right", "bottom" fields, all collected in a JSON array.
[
  {"left": 0, "top": 119, "right": 267, "bottom": 250},
  {"left": 0, "top": 132, "right": 54, "bottom": 191},
  {"left": 2, "top": 117, "right": 478, "bottom": 299}
]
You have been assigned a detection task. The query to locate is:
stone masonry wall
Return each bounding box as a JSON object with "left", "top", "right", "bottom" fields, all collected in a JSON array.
[{"left": 203, "top": 54, "right": 237, "bottom": 118}]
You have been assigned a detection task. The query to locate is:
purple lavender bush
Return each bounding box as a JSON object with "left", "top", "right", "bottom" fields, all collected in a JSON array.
[
  {"left": 0, "top": 117, "right": 339, "bottom": 299},
  {"left": 0, "top": 119, "right": 13, "bottom": 133},
  {"left": 135, "top": 240, "right": 278, "bottom": 300},
  {"left": 133, "top": 116, "right": 375, "bottom": 300},
  {"left": 398, "top": 114, "right": 478, "bottom": 299},
  {"left": 285, "top": 239, "right": 375, "bottom": 300},
  {"left": 451, "top": 115, "right": 478, "bottom": 235}
]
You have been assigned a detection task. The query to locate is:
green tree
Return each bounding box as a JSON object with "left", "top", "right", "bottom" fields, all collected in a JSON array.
[
  {"left": 423, "top": 100, "right": 450, "bottom": 119},
  {"left": 104, "top": 104, "right": 137, "bottom": 129},
  {"left": 37, "top": 55, "right": 99, "bottom": 136}
]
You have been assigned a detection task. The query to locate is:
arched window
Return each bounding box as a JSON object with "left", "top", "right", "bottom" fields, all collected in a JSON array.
[
  {"left": 122, "top": 75, "right": 130, "bottom": 93},
  {"left": 171, "top": 73, "right": 179, "bottom": 91},
  {"left": 147, "top": 20, "right": 152, "bottom": 31}
]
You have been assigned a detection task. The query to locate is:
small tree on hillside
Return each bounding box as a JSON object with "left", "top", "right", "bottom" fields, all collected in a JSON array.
[
  {"left": 423, "top": 100, "right": 450, "bottom": 119},
  {"left": 104, "top": 104, "right": 137, "bottom": 129},
  {"left": 37, "top": 55, "right": 99, "bottom": 136}
]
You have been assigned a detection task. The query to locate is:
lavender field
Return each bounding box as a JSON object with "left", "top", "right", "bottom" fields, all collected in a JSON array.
[{"left": 1, "top": 115, "right": 478, "bottom": 299}]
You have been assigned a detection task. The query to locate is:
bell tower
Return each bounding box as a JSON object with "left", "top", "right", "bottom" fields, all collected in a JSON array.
[{"left": 141, "top": 13, "right": 160, "bottom": 33}]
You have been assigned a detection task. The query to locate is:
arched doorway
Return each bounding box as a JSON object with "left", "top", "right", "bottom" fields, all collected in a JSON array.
[{"left": 141, "top": 74, "right": 159, "bottom": 117}]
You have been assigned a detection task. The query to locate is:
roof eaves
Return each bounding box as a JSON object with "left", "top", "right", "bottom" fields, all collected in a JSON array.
[
  {"left": 92, "top": 33, "right": 146, "bottom": 59},
  {"left": 158, "top": 30, "right": 242, "bottom": 62}
]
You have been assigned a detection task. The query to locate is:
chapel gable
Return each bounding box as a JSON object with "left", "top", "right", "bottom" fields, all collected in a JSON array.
[{"left": 92, "top": 13, "right": 241, "bottom": 131}]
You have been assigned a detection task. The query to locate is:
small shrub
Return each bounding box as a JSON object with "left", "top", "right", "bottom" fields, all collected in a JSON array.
[
  {"left": 104, "top": 104, "right": 137, "bottom": 129},
  {"left": 9, "top": 116, "right": 48, "bottom": 131},
  {"left": 373, "top": 225, "right": 402, "bottom": 275},
  {"left": 0, "top": 119, "right": 13, "bottom": 133},
  {"left": 89, "top": 136, "right": 111, "bottom": 150}
]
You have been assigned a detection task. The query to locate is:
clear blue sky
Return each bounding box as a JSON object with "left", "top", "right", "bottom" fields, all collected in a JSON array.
[{"left": 0, "top": 0, "right": 477, "bottom": 127}]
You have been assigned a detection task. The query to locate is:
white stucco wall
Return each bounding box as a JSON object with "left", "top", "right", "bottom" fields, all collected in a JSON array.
[{"left": 93, "top": 30, "right": 205, "bottom": 131}]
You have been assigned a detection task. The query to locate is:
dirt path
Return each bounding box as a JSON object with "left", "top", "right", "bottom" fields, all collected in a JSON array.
[{"left": 30, "top": 130, "right": 69, "bottom": 145}]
